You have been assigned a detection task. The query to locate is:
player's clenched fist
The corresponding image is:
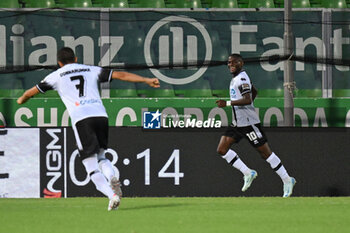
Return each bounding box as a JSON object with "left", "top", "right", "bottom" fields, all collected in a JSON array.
[
  {"left": 216, "top": 100, "right": 227, "bottom": 108},
  {"left": 146, "top": 78, "right": 160, "bottom": 88}
]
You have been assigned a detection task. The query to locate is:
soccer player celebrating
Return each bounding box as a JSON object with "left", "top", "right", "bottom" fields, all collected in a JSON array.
[
  {"left": 17, "top": 47, "right": 160, "bottom": 210},
  {"left": 216, "top": 53, "right": 296, "bottom": 197}
]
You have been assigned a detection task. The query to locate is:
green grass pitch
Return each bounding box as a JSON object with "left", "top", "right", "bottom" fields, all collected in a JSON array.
[{"left": 0, "top": 197, "right": 349, "bottom": 233}]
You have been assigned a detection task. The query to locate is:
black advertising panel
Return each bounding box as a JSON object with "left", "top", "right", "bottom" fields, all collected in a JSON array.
[{"left": 39, "top": 127, "right": 350, "bottom": 197}]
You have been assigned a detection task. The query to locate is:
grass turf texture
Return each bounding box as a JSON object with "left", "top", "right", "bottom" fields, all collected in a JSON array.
[{"left": 0, "top": 197, "right": 349, "bottom": 233}]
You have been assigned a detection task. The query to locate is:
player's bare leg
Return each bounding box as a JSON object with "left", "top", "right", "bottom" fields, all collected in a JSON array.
[
  {"left": 217, "top": 136, "right": 257, "bottom": 192},
  {"left": 256, "top": 143, "right": 296, "bottom": 197},
  {"left": 217, "top": 136, "right": 235, "bottom": 156}
]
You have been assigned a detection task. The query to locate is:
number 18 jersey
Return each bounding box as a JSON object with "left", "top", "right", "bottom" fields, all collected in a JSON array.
[{"left": 36, "top": 63, "right": 112, "bottom": 125}]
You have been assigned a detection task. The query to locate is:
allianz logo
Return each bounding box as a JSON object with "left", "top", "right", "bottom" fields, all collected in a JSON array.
[{"left": 145, "top": 16, "right": 213, "bottom": 85}]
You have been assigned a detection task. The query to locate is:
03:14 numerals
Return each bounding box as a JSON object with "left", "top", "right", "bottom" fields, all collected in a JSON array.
[{"left": 137, "top": 149, "right": 184, "bottom": 185}]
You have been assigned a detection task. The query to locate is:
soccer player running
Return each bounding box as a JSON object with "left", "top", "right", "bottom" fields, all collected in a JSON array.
[
  {"left": 216, "top": 53, "right": 296, "bottom": 197},
  {"left": 17, "top": 47, "right": 160, "bottom": 210}
]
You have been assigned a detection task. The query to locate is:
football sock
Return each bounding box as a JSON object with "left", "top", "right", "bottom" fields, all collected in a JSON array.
[
  {"left": 97, "top": 149, "right": 115, "bottom": 182},
  {"left": 222, "top": 149, "right": 251, "bottom": 176},
  {"left": 82, "top": 155, "right": 114, "bottom": 199},
  {"left": 266, "top": 152, "right": 291, "bottom": 183}
]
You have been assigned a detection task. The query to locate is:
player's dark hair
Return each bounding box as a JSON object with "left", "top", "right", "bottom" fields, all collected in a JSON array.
[
  {"left": 229, "top": 53, "right": 243, "bottom": 62},
  {"left": 57, "top": 47, "right": 76, "bottom": 64}
]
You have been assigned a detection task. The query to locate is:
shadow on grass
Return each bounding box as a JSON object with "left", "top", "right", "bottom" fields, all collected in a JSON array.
[{"left": 120, "top": 203, "right": 188, "bottom": 211}]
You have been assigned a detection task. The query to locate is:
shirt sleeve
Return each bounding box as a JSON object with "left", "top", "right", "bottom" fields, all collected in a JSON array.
[
  {"left": 98, "top": 68, "right": 113, "bottom": 83},
  {"left": 238, "top": 80, "right": 251, "bottom": 95},
  {"left": 36, "top": 73, "right": 56, "bottom": 93}
]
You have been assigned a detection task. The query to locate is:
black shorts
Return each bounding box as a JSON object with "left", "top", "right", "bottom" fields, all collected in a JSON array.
[
  {"left": 73, "top": 117, "right": 109, "bottom": 159},
  {"left": 223, "top": 123, "right": 267, "bottom": 148}
]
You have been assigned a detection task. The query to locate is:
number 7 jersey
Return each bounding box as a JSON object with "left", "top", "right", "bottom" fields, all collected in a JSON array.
[{"left": 36, "top": 63, "right": 112, "bottom": 125}]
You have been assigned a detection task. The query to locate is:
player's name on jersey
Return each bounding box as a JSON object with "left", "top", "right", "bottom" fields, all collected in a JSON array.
[{"left": 60, "top": 68, "right": 90, "bottom": 77}]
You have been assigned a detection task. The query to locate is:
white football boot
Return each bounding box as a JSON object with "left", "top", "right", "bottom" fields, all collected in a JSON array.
[
  {"left": 242, "top": 170, "right": 258, "bottom": 192},
  {"left": 108, "top": 177, "right": 122, "bottom": 211},
  {"left": 283, "top": 177, "right": 296, "bottom": 198},
  {"left": 108, "top": 194, "right": 120, "bottom": 211}
]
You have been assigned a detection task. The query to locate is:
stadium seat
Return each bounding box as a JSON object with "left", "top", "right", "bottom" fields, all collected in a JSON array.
[
  {"left": 292, "top": 0, "right": 311, "bottom": 8},
  {"left": 293, "top": 64, "right": 322, "bottom": 97},
  {"left": 137, "top": 0, "right": 166, "bottom": 7},
  {"left": 136, "top": 82, "right": 175, "bottom": 97},
  {"left": 0, "top": 0, "right": 20, "bottom": 7},
  {"left": 90, "top": 0, "right": 101, "bottom": 6},
  {"left": 294, "top": 89, "right": 322, "bottom": 97},
  {"left": 19, "top": 70, "right": 41, "bottom": 89},
  {"left": 244, "top": 66, "right": 283, "bottom": 95},
  {"left": 110, "top": 80, "right": 138, "bottom": 97},
  {"left": 110, "top": 88, "right": 138, "bottom": 97},
  {"left": 100, "top": 0, "right": 129, "bottom": 7},
  {"left": 309, "top": 0, "right": 322, "bottom": 7},
  {"left": 25, "top": 0, "right": 56, "bottom": 7},
  {"left": 2, "top": 71, "right": 61, "bottom": 98},
  {"left": 164, "top": 0, "right": 176, "bottom": 7},
  {"left": 273, "top": 0, "right": 283, "bottom": 8},
  {"left": 61, "top": 0, "right": 92, "bottom": 7},
  {"left": 200, "top": 0, "right": 211, "bottom": 8},
  {"left": 0, "top": 74, "right": 24, "bottom": 97},
  {"left": 52, "top": 0, "right": 63, "bottom": 7},
  {"left": 322, "top": 0, "right": 347, "bottom": 8},
  {"left": 205, "top": 67, "right": 230, "bottom": 97},
  {"left": 248, "top": 0, "right": 275, "bottom": 8},
  {"left": 332, "top": 67, "right": 350, "bottom": 96},
  {"left": 174, "top": 79, "right": 212, "bottom": 97},
  {"left": 257, "top": 89, "right": 284, "bottom": 97},
  {"left": 211, "top": 0, "right": 239, "bottom": 8},
  {"left": 333, "top": 89, "right": 350, "bottom": 97},
  {"left": 175, "top": 0, "right": 202, "bottom": 8},
  {"left": 204, "top": 45, "right": 229, "bottom": 97},
  {"left": 127, "top": 0, "right": 138, "bottom": 7},
  {"left": 237, "top": 0, "right": 249, "bottom": 7}
]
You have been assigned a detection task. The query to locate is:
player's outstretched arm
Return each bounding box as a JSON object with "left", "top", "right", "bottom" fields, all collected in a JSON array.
[
  {"left": 112, "top": 71, "right": 160, "bottom": 88},
  {"left": 17, "top": 86, "right": 40, "bottom": 105}
]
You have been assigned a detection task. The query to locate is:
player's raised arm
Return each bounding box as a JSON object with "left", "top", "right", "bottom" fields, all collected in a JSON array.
[
  {"left": 17, "top": 86, "right": 40, "bottom": 105},
  {"left": 111, "top": 71, "right": 160, "bottom": 88}
]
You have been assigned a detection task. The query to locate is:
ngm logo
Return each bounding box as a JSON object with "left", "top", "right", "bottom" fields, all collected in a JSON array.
[{"left": 144, "top": 16, "right": 212, "bottom": 85}]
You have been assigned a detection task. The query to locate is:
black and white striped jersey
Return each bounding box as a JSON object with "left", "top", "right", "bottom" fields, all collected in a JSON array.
[
  {"left": 229, "top": 70, "right": 260, "bottom": 127},
  {"left": 36, "top": 63, "right": 112, "bottom": 125}
]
